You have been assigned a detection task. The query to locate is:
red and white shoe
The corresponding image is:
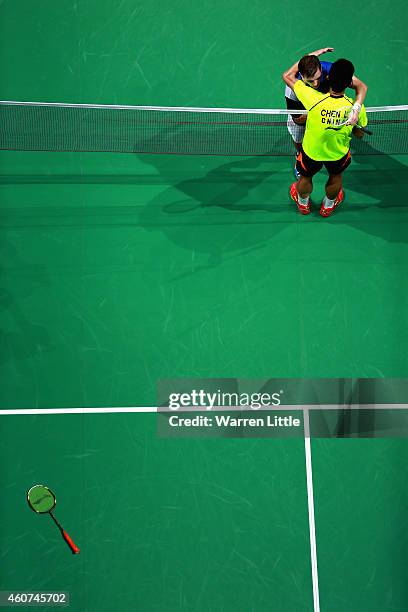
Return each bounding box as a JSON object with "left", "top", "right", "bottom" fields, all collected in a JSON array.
[
  {"left": 290, "top": 182, "right": 311, "bottom": 215},
  {"left": 320, "top": 190, "right": 344, "bottom": 217}
]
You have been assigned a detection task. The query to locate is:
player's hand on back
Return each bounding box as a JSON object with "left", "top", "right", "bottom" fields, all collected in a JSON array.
[
  {"left": 293, "top": 114, "right": 307, "bottom": 125},
  {"left": 311, "top": 47, "right": 334, "bottom": 56}
]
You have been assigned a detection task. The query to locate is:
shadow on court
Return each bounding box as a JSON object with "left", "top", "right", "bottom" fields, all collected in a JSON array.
[
  {"left": 136, "top": 144, "right": 408, "bottom": 257},
  {"left": 0, "top": 288, "right": 53, "bottom": 366},
  {"left": 1, "top": 142, "right": 407, "bottom": 256},
  {"left": 158, "top": 156, "right": 282, "bottom": 214},
  {"left": 325, "top": 141, "right": 408, "bottom": 244},
  {"left": 0, "top": 239, "right": 54, "bottom": 367},
  {"left": 136, "top": 155, "right": 292, "bottom": 271}
]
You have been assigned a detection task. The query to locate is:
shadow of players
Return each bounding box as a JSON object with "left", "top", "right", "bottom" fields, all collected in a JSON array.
[
  {"left": 337, "top": 140, "right": 408, "bottom": 244},
  {"left": 136, "top": 155, "right": 290, "bottom": 273}
]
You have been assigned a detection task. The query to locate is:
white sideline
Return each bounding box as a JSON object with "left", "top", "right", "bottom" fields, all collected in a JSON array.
[{"left": 304, "top": 408, "right": 320, "bottom": 612}]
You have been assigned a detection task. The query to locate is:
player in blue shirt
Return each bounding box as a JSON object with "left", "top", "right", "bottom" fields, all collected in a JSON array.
[{"left": 284, "top": 47, "right": 368, "bottom": 177}]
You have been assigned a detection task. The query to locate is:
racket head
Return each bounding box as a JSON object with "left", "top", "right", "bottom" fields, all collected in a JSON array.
[
  {"left": 27, "top": 484, "right": 56, "bottom": 514},
  {"left": 325, "top": 106, "right": 354, "bottom": 128}
]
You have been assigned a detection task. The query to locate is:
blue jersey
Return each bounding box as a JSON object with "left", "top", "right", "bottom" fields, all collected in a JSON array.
[
  {"left": 317, "top": 60, "right": 332, "bottom": 93},
  {"left": 285, "top": 61, "right": 332, "bottom": 111},
  {"left": 296, "top": 61, "right": 332, "bottom": 93}
]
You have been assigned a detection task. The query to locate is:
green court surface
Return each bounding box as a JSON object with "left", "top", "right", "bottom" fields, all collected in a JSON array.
[{"left": 1, "top": 1, "right": 408, "bottom": 611}]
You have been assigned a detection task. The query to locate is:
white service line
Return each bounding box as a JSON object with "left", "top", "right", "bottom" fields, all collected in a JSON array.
[
  {"left": 0, "top": 403, "right": 407, "bottom": 415},
  {"left": 0, "top": 404, "right": 408, "bottom": 417},
  {"left": 303, "top": 407, "right": 320, "bottom": 612},
  {"left": 0, "top": 406, "right": 158, "bottom": 415}
]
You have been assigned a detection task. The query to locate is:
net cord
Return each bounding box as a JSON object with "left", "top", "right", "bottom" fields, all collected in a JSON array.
[{"left": 0, "top": 100, "right": 407, "bottom": 115}]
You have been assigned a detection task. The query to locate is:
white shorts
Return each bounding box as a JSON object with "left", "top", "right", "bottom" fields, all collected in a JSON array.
[{"left": 287, "top": 115, "right": 305, "bottom": 145}]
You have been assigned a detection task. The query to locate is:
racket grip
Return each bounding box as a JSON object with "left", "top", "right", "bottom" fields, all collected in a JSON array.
[{"left": 62, "top": 530, "right": 80, "bottom": 554}]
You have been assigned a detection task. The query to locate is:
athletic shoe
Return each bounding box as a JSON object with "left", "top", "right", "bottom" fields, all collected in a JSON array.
[
  {"left": 290, "top": 182, "right": 311, "bottom": 215},
  {"left": 319, "top": 189, "right": 344, "bottom": 217}
]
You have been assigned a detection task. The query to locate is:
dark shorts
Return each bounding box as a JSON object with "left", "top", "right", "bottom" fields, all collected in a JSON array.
[{"left": 296, "top": 147, "right": 352, "bottom": 177}]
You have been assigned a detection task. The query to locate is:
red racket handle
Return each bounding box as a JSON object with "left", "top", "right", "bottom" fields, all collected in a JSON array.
[{"left": 62, "top": 530, "right": 80, "bottom": 554}]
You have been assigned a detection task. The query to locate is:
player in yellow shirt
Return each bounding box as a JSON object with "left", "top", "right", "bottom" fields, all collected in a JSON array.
[{"left": 282, "top": 58, "right": 368, "bottom": 217}]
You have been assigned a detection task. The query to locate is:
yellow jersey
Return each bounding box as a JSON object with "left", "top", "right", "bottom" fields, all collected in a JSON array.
[{"left": 293, "top": 80, "right": 368, "bottom": 161}]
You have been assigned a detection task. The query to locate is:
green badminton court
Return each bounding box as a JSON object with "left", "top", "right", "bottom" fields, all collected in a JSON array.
[{"left": 1, "top": 1, "right": 408, "bottom": 610}]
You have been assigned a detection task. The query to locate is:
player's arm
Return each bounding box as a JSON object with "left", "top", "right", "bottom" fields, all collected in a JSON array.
[
  {"left": 350, "top": 75, "right": 368, "bottom": 107},
  {"left": 282, "top": 61, "right": 300, "bottom": 90},
  {"left": 310, "top": 47, "right": 335, "bottom": 57},
  {"left": 282, "top": 47, "right": 334, "bottom": 90},
  {"left": 347, "top": 76, "right": 368, "bottom": 125}
]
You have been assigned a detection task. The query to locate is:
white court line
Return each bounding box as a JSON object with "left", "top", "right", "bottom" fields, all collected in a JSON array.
[
  {"left": 303, "top": 408, "right": 320, "bottom": 612},
  {"left": 0, "top": 403, "right": 407, "bottom": 416},
  {"left": 1, "top": 402, "right": 406, "bottom": 612},
  {"left": 0, "top": 406, "right": 157, "bottom": 415}
]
